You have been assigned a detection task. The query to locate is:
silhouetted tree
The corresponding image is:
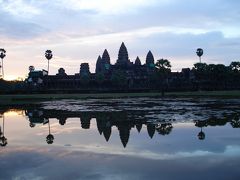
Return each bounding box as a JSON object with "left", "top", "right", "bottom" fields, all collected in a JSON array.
[
  {"left": 155, "top": 59, "right": 171, "bottom": 96},
  {"left": 193, "top": 63, "right": 231, "bottom": 90},
  {"left": 0, "top": 48, "right": 6, "bottom": 79},
  {"left": 29, "top": 66, "right": 35, "bottom": 72},
  {"left": 45, "top": 50, "right": 53, "bottom": 75},
  {"left": 230, "top": 61, "right": 240, "bottom": 72},
  {"left": 196, "top": 48, "right": 203, "bottom": 63},
  {"left": 192, "top": 63, "right": 208, "bottom": 90}
]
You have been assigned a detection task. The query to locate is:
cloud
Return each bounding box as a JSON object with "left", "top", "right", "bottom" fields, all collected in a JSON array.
[
  {"left": 0, "top": 20, "right": 48, "bottom": 39},
  {"left": 1, "top": 146, "right": 240, "bottom": 180},
  {"left": 54, "top": 0, "right": 160, "bottom": 15},
  {"left": 1, "top": 0, "right": 41, "bottom": 18},
  {"left": 1, "top": 0, "right": 240, "bottom": 79}
]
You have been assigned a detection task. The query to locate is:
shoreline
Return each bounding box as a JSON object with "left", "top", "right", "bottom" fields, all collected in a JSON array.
[{"left": 0, "top": 90, "right": 240, "bottom": 105}]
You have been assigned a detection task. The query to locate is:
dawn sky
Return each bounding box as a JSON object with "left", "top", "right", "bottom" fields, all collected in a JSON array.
[{"left": 0, "top": 0, "right": 240, "bottom": 80}]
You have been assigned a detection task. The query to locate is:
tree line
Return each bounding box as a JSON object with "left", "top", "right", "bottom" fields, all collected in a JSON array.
[
  {"left": 192, "top": 61, "right": 240, "bottom": 90},
  {"left": 1, "top": 60, "right": 240, "bottom": 94}
]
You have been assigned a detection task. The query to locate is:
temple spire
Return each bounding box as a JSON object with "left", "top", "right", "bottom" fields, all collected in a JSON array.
[
  {"left": 146, "top": 50, "right": 154, "bottom": 65},
  {"left": 96, "top": 55, "right": 102, "bottom": 73},
  {"left": 116, "top": 42, "right": 130, "bottom": 65},
  {"left": 135, "top": 56, "right": 141, "bottom": 66},
  {"left": 102, "top": 49, "right": 110, "bottom": 64}
]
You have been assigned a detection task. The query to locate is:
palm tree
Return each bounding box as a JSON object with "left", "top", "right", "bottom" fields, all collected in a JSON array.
[
  {"left": 155, "top": 59, "right": 171, "bottom": 96},
  {"left": 29, "top": 66, "right": 35, "bottom": 72},
  {"left": 0, "top": 48, "right": 6, "bottom": 79},
  {"left": 45, "top": 50, "right": 53, "bottom": 75},
  {"left": 196, "top": 48, "right": 203, "bottom": 63},
  {"left": 230, "top": 61, "right": 240, "bottom": 72}
]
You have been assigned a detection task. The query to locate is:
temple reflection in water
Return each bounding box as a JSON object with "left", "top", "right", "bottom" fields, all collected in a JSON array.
[
  {"left": 21, "top": 107, "right": 240, "bottom": 147},
  {"left": 1, "top": 99, "right": 240, "bottom": 180},
  {"left": 0, "top": 103, "right": 240, "bottom": 148},
  {"left": 24, "top": 108, "right": 161, "bottom": 147}
]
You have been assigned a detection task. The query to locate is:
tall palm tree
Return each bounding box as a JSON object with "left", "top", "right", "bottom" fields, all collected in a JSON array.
[
  {"left": 196, "top": 48, "right": 203, "bottom": 63},
  {"left": 0, "top": 48, "right": 6, "bottom": 79},
  {"left": 45, "top": 50, "right": 53, "bottom": 75},
  {"left": 29, "top": 66, "right": 35, "bottom": 72}
]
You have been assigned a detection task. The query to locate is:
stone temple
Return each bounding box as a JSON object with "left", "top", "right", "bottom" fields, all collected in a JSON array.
[
  {"left": 27, "top": 42, "right": 192, "bottom": 92},
  {"left": 95, "top": 42, "right": 155, "bottom": 80}
]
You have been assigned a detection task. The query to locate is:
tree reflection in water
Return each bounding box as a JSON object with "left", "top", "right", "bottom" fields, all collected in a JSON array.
[
  {"left": 156, "top": 123, "right": 173, "bottom": 136},
  {"left": 231, "top": 114, "right": 240, "bottom": 128},
  {"left": 24, "top": 107, "right": 240, "bottom": 146},
  {"left": 58, "top": 117, "right": 67, "bottom": 126},
  {"left": 195, "top": 120, "right": 207, "bottom": 140},
  {"left": 46, "top": 119, "right": 54, "bottom": 144},
  {"left": 198, "top": 128, "right": 205, "bottom": 140},
  {"left": 0, "top": 114, "right": 7, "bottom": 147},
  {"left": 1, "top": 103, "right": 240, "bottom": 147}
]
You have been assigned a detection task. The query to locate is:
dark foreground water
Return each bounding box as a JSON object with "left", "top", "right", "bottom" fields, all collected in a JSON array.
[{"left": 0, "top": 97, "right": 240, "bottom": 180}]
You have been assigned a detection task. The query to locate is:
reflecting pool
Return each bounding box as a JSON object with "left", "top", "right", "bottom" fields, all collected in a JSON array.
[{"left": 0, "top": 98, "right": 240, "bottom": 180}]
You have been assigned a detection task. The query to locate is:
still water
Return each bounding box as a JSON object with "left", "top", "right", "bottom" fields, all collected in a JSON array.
[{"left": 0, "top": 97, "right": 240, "bottom": 180}]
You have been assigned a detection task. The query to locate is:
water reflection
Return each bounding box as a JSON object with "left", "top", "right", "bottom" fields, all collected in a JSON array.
[
  {"left": 0, "top": 114, "right": 7, "bottom": 147},
  {"left": 0, "top": 98, "right": 240, "bottom": 148},
  {"left": 1, "top": 99, "right": 240, "bottom": 180},
  {"left": 46, "top": 120, "right": 54, "bottom": 144},
  {"left": 10, "top": 104, "right": 238, "bottom": 147}
]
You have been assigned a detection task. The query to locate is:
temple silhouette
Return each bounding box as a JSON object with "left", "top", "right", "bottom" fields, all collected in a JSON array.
[
  {"left": 1, "top": 42, "right": 240, "bottom": 93},
  {"left": 25, "top": 42, "right": 192, "bottom": 92}
]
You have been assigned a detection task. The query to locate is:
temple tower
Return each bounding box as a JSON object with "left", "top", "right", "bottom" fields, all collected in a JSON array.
[
  {"left": 146, "top": 51, "right": 155, "bottom": 67},
  {"left": 80, "top": 63, "right": 90, "bottom": 77},
  {"left": 102, "top": 49, "right": 110, "bottom": 64},
  {"left": 96, "top": 49, "right": 111, "bottom": 74},
  {"left": 96, "top": 55, "right": 102, "bottom": 73},
  {"left": 135, "top": 56, "right": 141, "bottom": 66},
  {"left": 116, "top": 42, "right": 130, "bottom": 66},
  {"left": 102, "top": 49, "right": 111, "bottom": 71}
]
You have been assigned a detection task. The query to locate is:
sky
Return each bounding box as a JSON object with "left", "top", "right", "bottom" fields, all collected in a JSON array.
[{"left": 0, "top": 0, "right": 240, "bottom": 80}]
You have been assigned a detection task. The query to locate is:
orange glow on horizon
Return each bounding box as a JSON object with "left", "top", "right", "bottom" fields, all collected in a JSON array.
[
  {"left": 2, "top": 75, "right": 25, "bottom": 81},
  {"left": 4, "top": 110, "right": 25, "bottom": 116}
]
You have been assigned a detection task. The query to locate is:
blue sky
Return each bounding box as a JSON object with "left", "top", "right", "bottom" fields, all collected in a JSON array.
[{"left": 0, "top": 0, "right": 240, "bottom": 79}]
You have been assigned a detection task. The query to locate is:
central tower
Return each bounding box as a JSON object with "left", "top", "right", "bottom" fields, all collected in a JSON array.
[{"left": 116, "top": 42, "right": 130, "bottom": 66}]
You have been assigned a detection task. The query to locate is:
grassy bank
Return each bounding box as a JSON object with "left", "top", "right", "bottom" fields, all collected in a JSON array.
[
  {"left": 167, "top": 90, "right": 240, "bottom": 97},
  {"left": 0, "top": 91, "right": 240, "bottom": 105}
]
